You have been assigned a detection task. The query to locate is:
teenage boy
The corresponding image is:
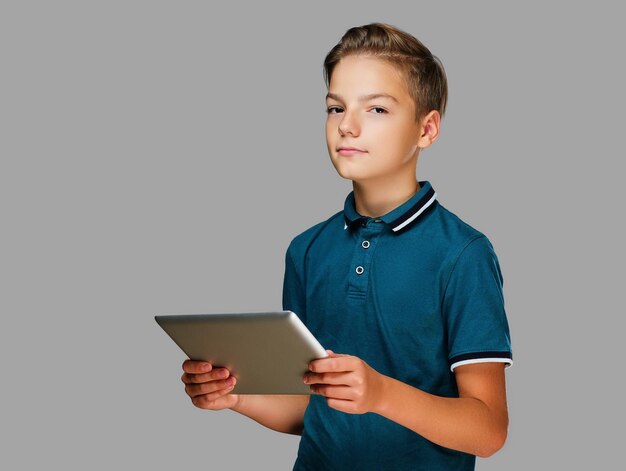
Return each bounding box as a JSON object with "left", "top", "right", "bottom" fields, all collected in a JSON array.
[{"left": 181, "top": 22, "right": 512, "bottom": 470}]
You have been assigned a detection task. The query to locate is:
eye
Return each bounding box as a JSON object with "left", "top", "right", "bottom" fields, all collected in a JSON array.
[
  {"left": 326, "top": 106, "right": 343, "bottom": 114},
  {"left": 371, "top": 107, "right": 387, "bottom": 114}
]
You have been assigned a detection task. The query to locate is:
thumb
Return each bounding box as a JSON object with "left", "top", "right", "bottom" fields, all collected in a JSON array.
[{"left": 326, "top": 349, "right": 348, "bottom": 357}]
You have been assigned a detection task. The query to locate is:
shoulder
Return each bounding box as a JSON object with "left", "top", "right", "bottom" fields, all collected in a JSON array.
[
  {"left": 435, "top": 200, "right": 488, "bottom": 241},
  {"left": 428, "top": 200, "right": 500, "bottom": 271}
]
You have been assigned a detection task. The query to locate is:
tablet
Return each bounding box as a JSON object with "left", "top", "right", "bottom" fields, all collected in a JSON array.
[{"left": 155, "top": 310, "right": 328, "bottom": 394}]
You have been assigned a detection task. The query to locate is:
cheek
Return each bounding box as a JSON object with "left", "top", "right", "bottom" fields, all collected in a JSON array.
[
  {"left": 325, "top": 123, "right": 335, "bottom": 144},
  {"left": 388, "top": 126, "right": 419, "bottom": 160},
  {"left": 395, "top": 138, "right": 419, "bottom": 159},
  {"left": 326, "top": 116, "right": 338, "bottom": 131}
]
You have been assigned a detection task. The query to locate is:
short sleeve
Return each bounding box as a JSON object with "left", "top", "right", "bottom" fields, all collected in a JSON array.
[
  {"left": 443, "top": 235, "right": 513, "bottom": 372},
  {"left": 282, "top": 243, "right": 307, "bottom": 324}
]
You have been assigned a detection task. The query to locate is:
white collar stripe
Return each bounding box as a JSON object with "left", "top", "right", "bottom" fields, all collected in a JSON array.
[{"left": 392, "top": 192, "right": 437, "bottom": 232}]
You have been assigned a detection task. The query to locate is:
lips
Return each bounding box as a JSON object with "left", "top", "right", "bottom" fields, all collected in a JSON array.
[
  {"left": 338, "top": 146, "right": 366, "bottom": 152},
  {"left": 337, "top": 146, "right": 367, "bottom": 156}
]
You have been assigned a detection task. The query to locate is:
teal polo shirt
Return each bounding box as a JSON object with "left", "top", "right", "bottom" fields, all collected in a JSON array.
[{"left": 282, "top": 180, "right": 513, "bottom": 471}]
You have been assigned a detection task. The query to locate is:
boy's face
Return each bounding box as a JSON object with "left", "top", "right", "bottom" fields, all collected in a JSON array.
[{"left": 325, "top": 55, "right": 423, "bottom": 183}]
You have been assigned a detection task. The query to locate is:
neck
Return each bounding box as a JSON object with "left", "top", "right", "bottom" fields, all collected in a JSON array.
[{"left": 353, "top": 174, "right": 421, "bottom": 218}]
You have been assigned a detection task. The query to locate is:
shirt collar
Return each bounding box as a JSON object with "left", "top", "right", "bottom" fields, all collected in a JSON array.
[{"left": 343, "top": 180, "right": 437, "bottom": 233}]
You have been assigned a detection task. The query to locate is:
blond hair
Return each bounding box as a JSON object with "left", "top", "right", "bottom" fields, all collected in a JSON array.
[{"left": 323, "top": 22, "right": 448, "bottom": 124}]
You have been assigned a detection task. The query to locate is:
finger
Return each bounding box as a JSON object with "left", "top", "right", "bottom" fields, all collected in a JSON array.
[
  {"left": 191, "top": 387, "right": 237, "bottom": 409},
  {"left": 186, "top": 376, "right": 237, "bottom": 398},
  {"left": 182, "top": 360, "right": 213, "bottom": 374},
  {"left": 310, "top": 384, "right": 353, "bottom": 400},
  {"left": 186, "top": 378, "right": 235, "bottom": 398},
  {"left": 325, "top": 350, "right": 350, "bottom": 358},
  {"left": 181, "top": 368, "right": 231, "bottom": 384},
  {"left": 304, "top": 371, "right": 353, "bottom": 386},
  {"left": 309, "top": 356, "right": 356, "bottom": 373},
  {"left": 191, "top": 378, "right": 237, "bottom": 404},
  {"left": 182, "top": 368, "right": 231, "bottom": 384}
]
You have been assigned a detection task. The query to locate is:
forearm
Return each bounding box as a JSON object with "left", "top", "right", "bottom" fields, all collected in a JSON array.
[
  {"left": 230, "top": 394, "right": 310, "bottom": 435},
  {"left": 376, "top": 376, "right": 508, "bottom": 457}
]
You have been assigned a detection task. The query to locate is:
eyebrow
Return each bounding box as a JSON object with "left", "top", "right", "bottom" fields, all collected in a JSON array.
[{"left": 325, "top": 92, "right": 399, "bottom": 104}]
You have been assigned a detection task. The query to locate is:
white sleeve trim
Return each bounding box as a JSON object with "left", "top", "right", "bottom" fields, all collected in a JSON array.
[{"left": 450, "top": 357, "right": 513, "bottom": 372}]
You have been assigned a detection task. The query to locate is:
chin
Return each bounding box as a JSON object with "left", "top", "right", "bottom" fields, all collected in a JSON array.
[
  {"left": 336, "top": 169, "right": 368, "bottom": 182},
  {"left": 330, "top": 157, "right": 369, "bottom": 181},
  {"left": 333, "top": 162, "right": 354, "bottom": 180}
]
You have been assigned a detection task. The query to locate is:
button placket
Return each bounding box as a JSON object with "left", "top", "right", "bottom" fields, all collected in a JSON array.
[{"left": 347, "top": 223, "right": 383, "bottom": 296}]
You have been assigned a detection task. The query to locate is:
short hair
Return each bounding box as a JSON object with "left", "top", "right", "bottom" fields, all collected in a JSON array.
[{"left": 323, "top": 22, "right": 448, "bottom": 124}]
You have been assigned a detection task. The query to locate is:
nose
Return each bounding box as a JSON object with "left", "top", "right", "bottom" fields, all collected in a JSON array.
[{"left": 338, "top": 110, "right": 360, "bottom": 136}]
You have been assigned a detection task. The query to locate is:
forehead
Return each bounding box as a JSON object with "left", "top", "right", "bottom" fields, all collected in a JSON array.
[{"left": 327, "top": 55, "right": 410, "bottom": 102}]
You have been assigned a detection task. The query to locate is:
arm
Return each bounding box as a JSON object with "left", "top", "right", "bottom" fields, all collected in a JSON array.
[
  {"left": 305, "top": 353, "right": 508, "bottom": 457},
  {"left": 230, "top": 394, "right": 310, "bottom": 436},
  {"left": 376, "top": 362, "right": 508, "bottom": 457},
  {"left": 182, "top": 360, "right": 309, "bottom": 436}
]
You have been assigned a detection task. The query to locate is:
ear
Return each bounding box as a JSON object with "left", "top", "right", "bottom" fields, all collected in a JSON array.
[{"left": 417, "top": 110, "right": 441, "bottom": 150}]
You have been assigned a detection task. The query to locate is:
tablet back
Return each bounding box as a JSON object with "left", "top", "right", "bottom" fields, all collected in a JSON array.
[{"left": 155, "top": 310, "right": 327, "bottom": 394}]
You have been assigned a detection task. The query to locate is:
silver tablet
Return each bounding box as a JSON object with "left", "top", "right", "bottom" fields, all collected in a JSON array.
[{"left": 155, "top": 310, "right": 328, "bottom": 394}]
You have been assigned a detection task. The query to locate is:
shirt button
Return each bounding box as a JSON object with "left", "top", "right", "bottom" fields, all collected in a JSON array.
[
  {"left": 355, "top": 266, "right": 364, "bottom": 275},
  {"left": 361, "top": 240, "right": 370, "bottom": 249}
]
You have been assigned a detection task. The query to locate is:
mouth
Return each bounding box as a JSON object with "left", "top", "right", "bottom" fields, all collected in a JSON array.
[{"left": 337, "top": 147, "right": 367, "bottom": 156}]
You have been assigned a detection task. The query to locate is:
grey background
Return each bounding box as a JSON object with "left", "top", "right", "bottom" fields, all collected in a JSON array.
[{"left": 2, "top": 1, "right": 623, "bottom": 469}]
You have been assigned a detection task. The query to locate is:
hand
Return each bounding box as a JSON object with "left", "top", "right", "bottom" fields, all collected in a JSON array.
[
  {"left": 303, "top": 350, "right": 387, "bottom": 415},
  {"left": 181, "top": 360, "right": 240, "bottom": 410}
]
